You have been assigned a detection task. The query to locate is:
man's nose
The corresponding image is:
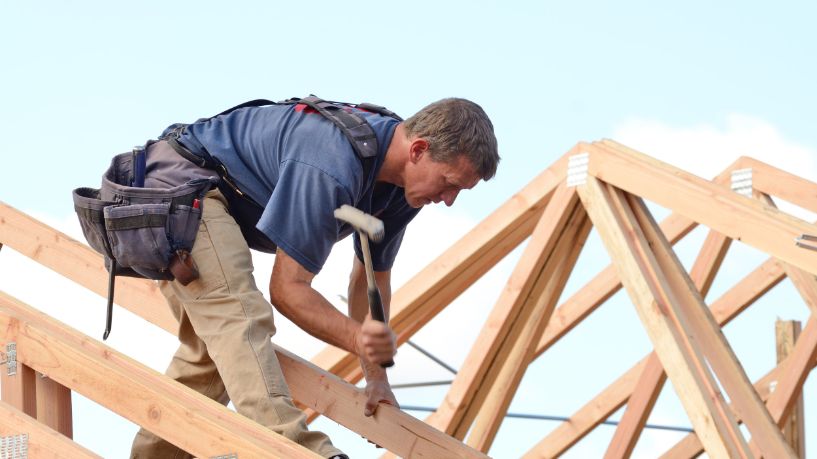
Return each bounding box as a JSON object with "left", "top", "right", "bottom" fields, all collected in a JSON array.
[{"left": 442, "top": 189, "right": 460, "bottom": 207}]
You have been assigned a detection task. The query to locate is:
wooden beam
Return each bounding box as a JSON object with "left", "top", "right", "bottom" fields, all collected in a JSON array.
[
  {"left": 577, "top": 176, "right": 749, "bottom": 458},
  {"left": 36, "top": 374, "right": 73, "bottom": 439},
  {"left": 525, "top": 253, "right": 787, "bottom": 458},
  {"left": 750, "top": 317, "right": 817, "bottom": 456},
  {"left": 627, "top": 190, "right": 794, "bottom": 458},
  {"left": 758, "top": 194, "right": 817, "bottom": 316},
  {"left": 427, "top": 184, "right": 580, "bottom": 439},
  {"left": 774, "top": 320, "right": 806, "bottom": 457},
  {"left": 0, "top": 201, "right": 176, "bottom": 332},
  {"left": 309, "top": 148, "right": 575, "bottom": 384},
  {"left": 586, "top": 140, "right": 817, "bottom": 275},
  {"left": 0, "top": 291, "right": 319, "bottom": 459},
  {"left": 467, "top": 195, "right": 592, "bottom": 451},
  {"left": 604, "top": 230, "right": 731, "bottom": 459},
  {"left": 0, "top": 400, "right": 101, "bottom": 458},
  {"left": 741, "top": 156, "right": 817, "bottom": 214},
  {"left": 276, "top": 347, "right": 488, "bottom": 459},
  {"left": 662, "top": 330, "right": 817, "bottom": 458},
  {"left": 1, "top": 331, "right": 37, "bottom": 417},
  {"left": 0, "top": 203, "right": 482, "bottom": 458}
]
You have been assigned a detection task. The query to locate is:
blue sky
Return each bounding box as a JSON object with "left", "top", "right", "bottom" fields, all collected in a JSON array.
[{"left": 1, "top": 1, "right": 816, "bottom": 458}]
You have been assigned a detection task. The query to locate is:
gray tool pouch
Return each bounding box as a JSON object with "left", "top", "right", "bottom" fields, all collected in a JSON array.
[{"left": 73, "top": 151, "right": 218, "bottom": 280}]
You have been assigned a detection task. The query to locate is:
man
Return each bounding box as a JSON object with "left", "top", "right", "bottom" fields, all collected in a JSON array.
[{"left": 130, "top": 97, "right": 499, "bottom": 458}]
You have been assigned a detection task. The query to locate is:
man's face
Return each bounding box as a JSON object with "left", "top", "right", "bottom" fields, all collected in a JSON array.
[{"left": 404, "top": 152, "right": 481, "bottom": 209}]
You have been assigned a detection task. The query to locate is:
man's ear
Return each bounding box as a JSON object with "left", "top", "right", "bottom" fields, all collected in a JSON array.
[{"left": 408, "top": 138, "right": 429, "bottom": 163}]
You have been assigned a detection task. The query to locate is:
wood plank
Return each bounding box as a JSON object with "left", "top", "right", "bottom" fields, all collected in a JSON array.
[
  {"left": 467, "top": 199, "right": 592, "bottom": 451},
  {"left": 426, "top": 185, "right": 579, "bottom": 439},
  {"left": 627, "top": 191, "right": 793, "bottom": 458},
  {"left": 1, "top": 331, "right": 37, "bottom": 417},
  {"left": 741, "top": 156, "right": 817, "bottom": 214},
  {"left": 276, "top": 347, "right": 488, "bottom": 459},
  {"left": 577, "top": 176, "right": 748, "bottom": 458},
  {"left": 0, "top": 400, "right": 101, "bottom": 459},
  {"left": 604, "top": 230, "right": 731, "bottom": 459},
  {"left": 36, "top": 374, "right": 73, "bottom": 439},
  {"left": 587, "top": 140, "right": 817, "bottom": 275},
  {"left": 525, "top": 254, "right": 786, "bottom": 458},
  {"left": 774, "top": 320, "right": 806, "bottom": 457},
  {"left": 534, "top": 212, "right": 697, "bottom": 359},
  {"left": 0, "top": 203, "right": 483, "bottom": 456},
  {"left": 310, "top": 148, "right": 575, "bottom": 382},
  {"left": 0, "top": 291, "right": 319, "bottom": 459},
  {"left": 661, "top": 338, "right": 817, "bottom": 458},
  {"left": 758, "top": 194, "right": 817, "bottom": 316},
  {"left": 0, "top": 201, "right": 176, "bottom": 333}
]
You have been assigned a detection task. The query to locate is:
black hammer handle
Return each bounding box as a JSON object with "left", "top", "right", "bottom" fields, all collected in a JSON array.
[{"left": 368, "top": 286, "right": 394, "bottom": 368}]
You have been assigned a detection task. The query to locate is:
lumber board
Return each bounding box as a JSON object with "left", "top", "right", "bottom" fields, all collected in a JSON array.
[
  {"left": 0, "top": 202, "right": 480, "bottom": 458},
  {"left": 467, "top": 197, "right": 591, "bottom": 451},
  {"left": 661, "top": 339, "right": 817, "bottom": 458},
  {"left": 427, "top": 185, "right": 579, "bottom": 439},
  {"left": 577, "top": 176, "right": 749, "bottom": 458},
  {"left": 741, "top": 156, "right": 817, "bottom": 214},
  {"left": 0, "top": 291, "right": 319, "bottom": 458},
  {"left": 276, "top": 347, "right": 488, "bottom": 459},
  {"left": 0, "top": 201, "right": 176, "bottom": 332},
  {"left": 310, "top": 148, "right": 575, "bottom": 382},
  {"left": 36, "top": 374, "right": 73, "bottom": 438},
  {"left": 587, "top": 140, "right": 817, "bottom": 275},
  {"left": 0, "top": 400, "right": 100, "bottom": 459},
  {"left": 1, "top": 339, "right": 36, "bottom": 417},
  {"left": 525, "top": 254, "right": 786, "bottom": 458},
  {"left": 604, "top": 230, "right": 730, "bottom": 459},
  {"left": 628, "top": 190, "right": 794, "bottom": 458},
  {"left": 774, "top": 320, "right": 806, "bottom": 457}
]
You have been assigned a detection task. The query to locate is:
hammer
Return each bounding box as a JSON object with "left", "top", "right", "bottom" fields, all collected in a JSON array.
[{"left": 334, "top": 205, "right": 394, "bottom": 368}]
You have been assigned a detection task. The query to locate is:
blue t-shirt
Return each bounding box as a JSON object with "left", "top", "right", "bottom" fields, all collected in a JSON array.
[{"left": 173, "top": 103, "right": 420, "bottom": 274}]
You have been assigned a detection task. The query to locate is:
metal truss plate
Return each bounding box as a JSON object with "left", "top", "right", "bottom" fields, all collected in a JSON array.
[
  {"left": 0, "top": 433, "right": 28, "bottom": 459},
  {"left": 567, "top": 153, "right": 590, "bottom": 187},
  {"left": 731, "top": 168, "right": 753, "bottom": 197}
]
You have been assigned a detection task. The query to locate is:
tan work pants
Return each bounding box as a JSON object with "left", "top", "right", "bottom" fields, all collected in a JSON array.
[{"left": 130, "top": 190, "right": 342, "bottom": 458}]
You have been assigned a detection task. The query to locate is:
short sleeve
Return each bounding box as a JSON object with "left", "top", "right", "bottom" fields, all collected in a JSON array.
[{"left": 257, "top": 160, "right": 353, "bottom": 274}]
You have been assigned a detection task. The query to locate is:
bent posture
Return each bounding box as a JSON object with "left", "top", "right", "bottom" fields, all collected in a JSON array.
[{"left": 129, "top": 97, "right": 499, "bottom": 458}]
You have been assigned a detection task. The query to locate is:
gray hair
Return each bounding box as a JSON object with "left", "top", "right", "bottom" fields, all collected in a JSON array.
[{"left": 403, "top": 98, "right": 500, "bottom": 180}]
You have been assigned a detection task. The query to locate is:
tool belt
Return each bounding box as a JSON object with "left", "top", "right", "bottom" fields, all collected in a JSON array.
[{"left": 72, "top": 146, "right": 218, "bottom": 339}]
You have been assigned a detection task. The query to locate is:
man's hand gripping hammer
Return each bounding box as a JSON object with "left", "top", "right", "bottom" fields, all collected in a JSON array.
[{"left": 334, "top": 205, "right": 394, "bottom": 368}]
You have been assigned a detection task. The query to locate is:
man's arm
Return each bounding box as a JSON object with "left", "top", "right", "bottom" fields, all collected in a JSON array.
[
  {"left": 348, "top": 256, "right": 399, "bottom": 416},
  {"left": 269, "top": 248, "right": 396, "bottom": 366}
]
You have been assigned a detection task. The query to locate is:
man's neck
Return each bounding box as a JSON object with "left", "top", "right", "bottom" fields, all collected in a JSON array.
[{"left": 376, "top": 123, "right": 408, "bottom": 187}]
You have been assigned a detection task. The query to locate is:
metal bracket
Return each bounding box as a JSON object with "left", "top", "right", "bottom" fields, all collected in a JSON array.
[
  {"left": 731, "top": 168, "right": 753, "bottom": 197},
  {"left": 1, "top": 343, "right": 16, "bottom": 376},
  {"left": 796, "top": 234, "right": 817, "bottom": 252},
  {"left": 0, "top": 433, "right": 29, "bottom": 459},
  {"left": 566, "top": 153, "right": 590, "bottom": 187},
  {"left": 210, "top": 454, "right": 238, "bottom": 459}
]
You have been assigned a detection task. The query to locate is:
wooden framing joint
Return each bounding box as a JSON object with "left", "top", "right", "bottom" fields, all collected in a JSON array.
[
  {"left": 567, "top": 152, "right": 590, "bottom": 187},
  {"left": 0, "top": 343, "right": 16, "bottom": 377},
  {"left": 0, "top": 433, "right": 29, "bottom": 458},
  {"left": 730, "top": 168, "right": 753, "bottom": 197},
  {"left": 795, "top": 234, "right": 817, "bottom": 252}
]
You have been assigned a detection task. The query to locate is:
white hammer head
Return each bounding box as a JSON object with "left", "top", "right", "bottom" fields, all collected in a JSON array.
[{"left": 334, "top": 205, "right": 384, "bottom": 243}]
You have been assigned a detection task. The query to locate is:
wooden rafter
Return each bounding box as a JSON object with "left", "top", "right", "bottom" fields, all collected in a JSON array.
[
  {"left": 604, "top": 230, "right": 731, "bottom": 458},
  {"left": 0, "top": 400, "right": 100, "bottom": 459},
  {"left": 577, "top": 175, "right": 784, "bottom": 458},
  {"left": 426, "top": 185, "right": 583, "bottom": 441},
  {"left": 775, "top": 320, "right": 807, "bottom": 456},
  {"left": 0, "top": 202, "right": 485, "bottom": 459},
  {"left": 525, "top": 252, "right": 788, "bottom": 458},
  {"left": 0, "top": 291, "right": 319, "bottom": 459},
  {"left": 587, "top": 140, "right": 817, "bottom": 275}
]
